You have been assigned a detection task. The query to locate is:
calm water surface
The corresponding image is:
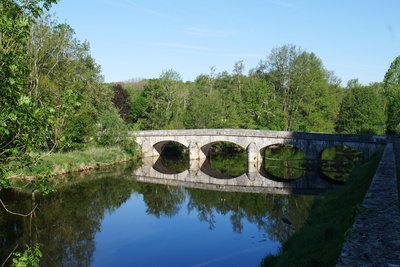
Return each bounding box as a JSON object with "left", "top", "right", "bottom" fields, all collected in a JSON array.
[{"left": 0, "top": 163, "right": 314, "bottom": 267}]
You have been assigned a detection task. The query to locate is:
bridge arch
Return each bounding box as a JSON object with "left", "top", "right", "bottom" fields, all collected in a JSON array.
[
  {"left": 200, "top": 141, "right": 247, "bottom": 158},
  {"left": 153, "top": 140, "right": 189, "bottom": 155}
]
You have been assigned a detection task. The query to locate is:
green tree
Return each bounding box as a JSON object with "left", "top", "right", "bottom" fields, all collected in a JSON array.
[
  {"left": 258, "top": 44, "right": 335, "bottom": 132},
  {"left": 0, "top": 0, "right": 58, "bottom": 185},
  {"left": 25, "top": 16, "right": 112, "bottom": 150},
  {"left": 140, "top": 70, "right": 187, "bottom": 129},
  {"left": 335, "top": 82, "right": 385, "bottom": 134},
  {"left": 184, "top": 74, "right": 226, "bottom": 128},
  {"left": 240, "top": 72, "right": 284, "bottom": 129},
  {"left": 290, "top": 51, "right": 336, "bottom": 132},
  {"left": 383, "top": 56, "right": 400, "bottom": 134},
  {"left": 130, "top": 89, "right": 147, "bottom": 128}
]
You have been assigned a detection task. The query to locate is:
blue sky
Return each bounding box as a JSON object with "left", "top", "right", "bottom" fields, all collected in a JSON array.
[{"left": 51, "top": 0, "right": 400, "bottom": 85}]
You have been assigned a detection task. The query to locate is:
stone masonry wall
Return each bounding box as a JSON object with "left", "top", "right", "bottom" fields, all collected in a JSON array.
[{"left": 336, "top": 143, "right": 400, "bottom": 267}]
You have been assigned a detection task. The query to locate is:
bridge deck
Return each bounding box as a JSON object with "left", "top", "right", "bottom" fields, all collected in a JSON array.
[{"left": 132, "top": 129, "right": 387, "bottom": 144}]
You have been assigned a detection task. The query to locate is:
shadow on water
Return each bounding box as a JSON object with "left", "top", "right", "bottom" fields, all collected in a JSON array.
[
  {"left": 0, "top": 163, "right": 314, "bottom": 267},
  {"left": 320, "top": 146, "right": 363, "bottom": 184}
]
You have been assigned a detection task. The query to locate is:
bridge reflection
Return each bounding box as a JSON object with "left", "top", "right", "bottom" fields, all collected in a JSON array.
[{"left": 134, "top": 156, "right": 337, "bottom": 195}]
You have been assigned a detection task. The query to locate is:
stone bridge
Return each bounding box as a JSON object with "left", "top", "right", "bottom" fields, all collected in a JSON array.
[{"left": 132, "top": 129, "right": 386, "bottom": 168}]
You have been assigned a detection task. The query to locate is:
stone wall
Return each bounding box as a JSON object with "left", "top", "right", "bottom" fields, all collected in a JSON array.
[{"left": 336, "top": 143, "right": 400, "bottom": 266}]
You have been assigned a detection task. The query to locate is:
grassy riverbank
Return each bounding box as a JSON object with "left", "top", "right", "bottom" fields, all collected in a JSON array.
[
  {"left": 19, "top": 146, "right": 139, "bottom": 179},
  {"left": 261, "top": 153, "right": 381, "bottom": 267}
]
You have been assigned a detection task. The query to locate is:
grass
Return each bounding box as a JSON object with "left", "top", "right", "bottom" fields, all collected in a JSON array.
[
  {"left": 21, "top": 146, "right": 136, "bottom": 178},
  {"left": 261, "top": 153, "right": 381, "bottom": 267}
]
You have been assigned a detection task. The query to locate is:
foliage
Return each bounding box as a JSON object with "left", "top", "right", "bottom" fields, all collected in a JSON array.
[
  {"left": 386, "top": 86, "right": 400, "bottom": 134},
  {"left": 112, "top": 84, "right": 132, "bottom": 123},
  {"left": 383, "top": 56, "right": 400, "bottom": 134},
  {"left": 1, "top": 7, "right": 139, "bottom": 187},
  {"left": 140, "top": 69, "right": 187, "bottom": 129},
  {"left": 335, "top": 82, "right": 385, "bottom": 134},
  {"left": 11, "top": 244, "right": 42, "bottom": 267},
  {"left": 96, "top": 108, "right": 138, "bottom": 155},
  {"left": 27, "top": 17, "right": 110, "bottom": 151},
  {"left": 0, "top": 0, "right": 58, "bottom": 186},
  {"left": 97, "top": 108, "right": 127, "bottom": 146},
  {"left": 129, "top": 89, "right": 147, "bottom": 127},
  {"left": 135, "top": 45, "right": 343, "bottom": 133}
]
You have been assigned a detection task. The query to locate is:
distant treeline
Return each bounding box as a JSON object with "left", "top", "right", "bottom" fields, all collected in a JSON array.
[{"left": 113, "top": 47, "right": 399, "bottom": 135}]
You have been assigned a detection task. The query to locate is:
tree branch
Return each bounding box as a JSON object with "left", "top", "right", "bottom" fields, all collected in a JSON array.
[{"left": 0, "top": 198, "right": 38, "bottom": 217}]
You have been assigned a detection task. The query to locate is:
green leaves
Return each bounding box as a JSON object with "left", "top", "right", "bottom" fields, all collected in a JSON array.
[
  {"left": 11, "top": 244, "right": 42, "bottom": 267},
  {"left": 335, "top": 84, "right": 385, "bottom": 134},
  {"left": 383, "top": 56, "right": 400, "bottom": 134},
  {"left": 0, "top": 0, "right": 58, "bottom": 186}
]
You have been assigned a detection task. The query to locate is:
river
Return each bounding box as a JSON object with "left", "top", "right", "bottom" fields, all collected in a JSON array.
[{"left": 0, "top": 144, "right": 360, "bottom": 266}]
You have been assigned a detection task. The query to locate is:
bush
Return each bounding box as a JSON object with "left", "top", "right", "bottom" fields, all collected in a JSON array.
[{"left": 96, "top": 108, "right": 137, "bottom": 155}]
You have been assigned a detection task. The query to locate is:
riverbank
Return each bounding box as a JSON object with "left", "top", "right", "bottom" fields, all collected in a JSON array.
[
  {"left": 261, "top": 153, "right": 381, "bottom": 267},
  {"left": 12, "top": 146, "right": 140, "bottom": 183}
]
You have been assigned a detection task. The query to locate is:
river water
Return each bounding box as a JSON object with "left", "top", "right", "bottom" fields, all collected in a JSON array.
[
  {"left": 0, "top": 145, "right": 360, "bottom": 266},
  {"left": 0, "top": 164, "right": 316, "bottom": 267}
]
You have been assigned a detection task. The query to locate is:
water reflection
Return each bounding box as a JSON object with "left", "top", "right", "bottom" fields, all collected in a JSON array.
[
  {"left": 207, "top": 142, "right": 247, "bottom": 178},
  {"left": 153, "top": 142, "right": 361, "bottom": 185},
  {"left": 201, "top": 154, "right": 247, "bottom": 179},
  {"left": 0, "top": 169, "right": 136, "bottom": 267},
  {"left": 321, "top": 146, "right": 363, "bottom": 183},
  {"left": 262, "top": 144, "right": 307, "bottom": 180},
  {"left": 153, "top": 142, "right": 189, "bottom": 174},
  {"left": 0, "top": 164, "right": 313, "bottom": 267}
]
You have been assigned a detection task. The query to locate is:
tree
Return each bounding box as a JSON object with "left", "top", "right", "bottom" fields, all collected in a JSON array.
[
  {"left": 140, "top": 70, "right": 187, "bottom": 129},
  {"left": 383, "top": 56, "right": 400, "bottom": 134},
  {"left": 241, "top": 73, "right": 285, "bottom": 130},
  {"left": 258, "top": 45, "right": 335, "bottom": 132},
  {"left": 24, "top": 16, "right": 112, "bottom": 151},
  {"left": 290, "top": 51, "right": 336, "bottom": 132},
  {"left": 383, "top": 56, "right": 400, "bottom": 89},
  {"left": 0, "top": 0, "right": 58, "bottom": 185},
  {"left": 112, "top": 84, "right": 131, "bottom": 123},
  {"left": 335, "top": 84, "right": 385, "bottom": 134},
  {"left": 184, "top": 76, "right": 226, "bottom": 129}
]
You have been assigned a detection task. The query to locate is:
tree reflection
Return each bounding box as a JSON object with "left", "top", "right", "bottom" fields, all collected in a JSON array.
[
  {"left": 185, "top": 188, "right": 313, "bottom": 243},
  {"left": 134, "top": 183, "right": 186, "bottom": 218},
  {"left": 0, "top": 164, "right": 315, "bottom": 266},
  {"left": 263, "top": 144, "right": 306, "bottom": 180},
  {"left": 0, "top": 165, "right": 136, "bottom": 267}
]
